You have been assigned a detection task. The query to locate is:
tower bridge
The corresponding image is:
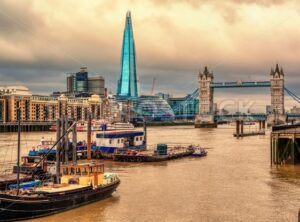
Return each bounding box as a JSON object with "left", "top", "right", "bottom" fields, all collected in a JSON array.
[{"left": 195, "top": 64, "right": 286, "bottom": 128}]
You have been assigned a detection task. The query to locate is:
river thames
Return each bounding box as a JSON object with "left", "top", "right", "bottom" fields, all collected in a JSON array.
[{"left": 1, "top": 125, "right": 300, "bottom": 222}]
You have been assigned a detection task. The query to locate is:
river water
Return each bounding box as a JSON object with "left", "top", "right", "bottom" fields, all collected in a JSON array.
[{"left": 1, "top": 125, "right": 300, "bottom": 222}]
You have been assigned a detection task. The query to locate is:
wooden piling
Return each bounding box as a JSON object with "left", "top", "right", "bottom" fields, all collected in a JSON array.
[
  {"left": 240, "top": 120, "right": 244, "bottom": 135},
  {"left": 87, "top": 113, "right": 92, "bottom": 160},
  {"left": 292, "top": 135, "right": 295, "bottom": 164},
  {"left": 270, "top": 135, "right": 273, "bottom": 166},
  {"left": 61, "top": 117, "right": 65, "bottom": 163},
  {"left": 236, "top": 120, "right": 240, "bottom": 138},
  {"left": 55, "top": 119, "right": 61, "bottom": 183},
  {"left": 259, "top": 121, "right": 262, "bottom": 130},
  {"left": 64, "top": 117, "right": 69, "bottom": 164},
  {"left": 72, "top": 122, "right": 77, "bottom": 164}
]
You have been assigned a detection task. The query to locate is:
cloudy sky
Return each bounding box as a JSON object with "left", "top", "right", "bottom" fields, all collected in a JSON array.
[{"left": 0, "top": 0, "right": 299, "bottom": 111}]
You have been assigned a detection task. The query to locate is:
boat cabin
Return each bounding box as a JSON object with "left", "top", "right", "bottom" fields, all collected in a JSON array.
[
  {"left": 13, "top": 156, "right": 48, "bottom": 175},
  {"left": 61, "top": 163, "right": 105, "bottom": 187},
  {"left": 95, "top": 130, "right": 145, "bottom": 149},
  {"left": 39, "top": 140, "right": 55, "bottom": 148}
]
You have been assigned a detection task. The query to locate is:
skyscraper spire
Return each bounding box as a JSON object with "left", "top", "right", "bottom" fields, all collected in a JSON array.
[{"left": 117, "top": 11, "right": 139, "bottom": 98}]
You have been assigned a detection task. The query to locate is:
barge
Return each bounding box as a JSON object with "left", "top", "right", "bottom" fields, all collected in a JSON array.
[{"left": 113, "top": 144, "right": 196, "bottom": 162}]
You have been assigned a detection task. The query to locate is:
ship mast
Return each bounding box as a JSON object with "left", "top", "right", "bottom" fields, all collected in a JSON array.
[
  {"left": 55, "top": 119, "right": 61, "bottom": 183},
  {"left": 87, "top": 112, "right": 92, "bottom": 160},
  {"left": 16, "top": 108, "right": 21, "bottom": 195}
]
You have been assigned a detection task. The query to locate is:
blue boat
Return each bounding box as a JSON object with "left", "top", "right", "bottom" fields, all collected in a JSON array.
[
  {"left": 9, "top": 180, "right": 42, "bottom": 190},
  {"left": 92, "top": 130, "right": 146, "bottom": 158},
  {"left": 28, "top": 139, "right": 88, "bottom": 160}
]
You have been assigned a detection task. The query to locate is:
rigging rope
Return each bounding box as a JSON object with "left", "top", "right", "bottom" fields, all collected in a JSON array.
[{"left": 18, "top": 121, "right": 77, "bottom": 183}]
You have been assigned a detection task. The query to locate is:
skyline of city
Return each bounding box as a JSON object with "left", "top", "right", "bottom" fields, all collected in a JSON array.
[
  {"left": 0, "top": 1, "right": 299, "bottom": 112},
  {"left": 0, "top": 2, "right": 299, "bottom": 221}
]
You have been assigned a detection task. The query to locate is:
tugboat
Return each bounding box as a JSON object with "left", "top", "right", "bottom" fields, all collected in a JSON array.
[{"left": 0, "top": 163, "right": 120, "bottom": 221}]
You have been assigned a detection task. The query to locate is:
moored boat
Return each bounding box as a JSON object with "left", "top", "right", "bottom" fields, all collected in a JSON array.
[
  {"left": 191, "top": 147, "right": 207, "bottom": 157},
  {"left": 50, "top": 120, "right": 134, "bottom": 132},
  {"left": 0, "top": 148, "right": 53, "bottom": 190},
  {"left": 92, "top": 130, "right": 146, "bottom": 158},
  {"left": 113, "top": 144, "right": 196, "bottom": 162},
  {"left": 28, "top": 139, "right": 88, "bottom": 160},
  {"left": 0, "top": 112, "right": 121, "bottom": 221},
  {"left": 0, "top": 163, "right": 120, "bottom": 221}
]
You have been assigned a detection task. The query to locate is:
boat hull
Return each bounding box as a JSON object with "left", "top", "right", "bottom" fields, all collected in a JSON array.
[
  {"left": 113, "top": 150, "right": 194, "bottom": 162},
  {"left": 0, "top": 179, "right": 120, "bottom": 221}
]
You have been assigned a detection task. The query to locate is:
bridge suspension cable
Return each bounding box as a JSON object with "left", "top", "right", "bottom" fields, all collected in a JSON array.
[
  {"left": 284, "top": 87, "right": 300, "bottom": 104},
  {"left": 171, "top": 88, "right": 199, "bottom": 113}
]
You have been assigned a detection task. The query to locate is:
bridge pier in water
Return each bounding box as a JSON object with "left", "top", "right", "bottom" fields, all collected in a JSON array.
[{"left": 234, "top": 120, "right": 266, "bottom": 138}]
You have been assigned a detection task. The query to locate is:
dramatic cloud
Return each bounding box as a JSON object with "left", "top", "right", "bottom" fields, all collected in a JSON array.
[{"left": 0, "top": 0, "right": 299, "bottom": 111}]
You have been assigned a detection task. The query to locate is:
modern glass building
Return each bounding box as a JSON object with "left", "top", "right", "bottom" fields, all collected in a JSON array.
[
  {"left": 131, "top": 96, "right": 175, "bottom": 122},
  {"left": 115, "top": 12, "right": 175, "bottom": 122},
  {"left": 75, "top": 67, "right": 88, "bottom": 92},
  {"left": 117, "top": 11, "right": 139, "bottom": 98}
]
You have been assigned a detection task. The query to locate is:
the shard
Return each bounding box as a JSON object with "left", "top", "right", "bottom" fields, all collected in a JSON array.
[{"left": 117, "top": 11, "right": 139, "bottom": 98}]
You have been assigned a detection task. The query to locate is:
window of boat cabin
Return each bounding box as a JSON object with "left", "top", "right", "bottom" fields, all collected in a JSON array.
[
  {"left": 109, "top": 139, "right": 112, "bottom": 144},
  {"left": 118, "top": 139, "right": 120, "bottom": 143},
  {"left": 70, "top": 167, "right": 75, "bottom": 175},
  {"left": 76, "top": 167, "right": 81, "bottom": 175},
  {"left": 82, "top": 167, "right": 88, "bottom": 175},
  {"left": 63, "top": 167, "right": 69, "bottom": 175}
]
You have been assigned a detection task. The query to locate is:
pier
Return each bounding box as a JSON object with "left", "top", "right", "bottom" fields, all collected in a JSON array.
[
  {"left": 270, "top": 124, "right": 300, "bottom": 165},
  {"left": 233, "top": 120, "right": 266, "bottom": 138},
  {"left": 0, "top": 122, "right": 55, "bottom": 132}
]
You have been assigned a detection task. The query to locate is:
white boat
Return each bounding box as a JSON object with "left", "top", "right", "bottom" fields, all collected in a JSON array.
[{"left": 92, "top": 130, "right": 146, "bottom": 158}]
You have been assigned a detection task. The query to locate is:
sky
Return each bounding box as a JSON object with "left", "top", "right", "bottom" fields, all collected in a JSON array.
[{"left": 0, "top": 0, "right": 299, "bottom": 111}]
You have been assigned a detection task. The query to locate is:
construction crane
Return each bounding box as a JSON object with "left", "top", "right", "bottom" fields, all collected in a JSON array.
[{"left": 151, "top": 77, "right": 156, "bottom": 95}]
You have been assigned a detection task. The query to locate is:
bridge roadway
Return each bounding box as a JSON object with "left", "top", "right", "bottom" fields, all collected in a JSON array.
[
  {"left": 215, "top": 114, "right": 267, "bottom": 122},
  {"left": 210, "top": 81, "right": 271, "bottom": 88}
]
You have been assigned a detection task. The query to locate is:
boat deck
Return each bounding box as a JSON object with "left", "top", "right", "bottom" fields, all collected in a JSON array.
[
  {"left": 35, "top": 184, "right": 89, "bottom": 193},
  {"left": 113, "top": 148, "right": 194, "bottom": 162}
]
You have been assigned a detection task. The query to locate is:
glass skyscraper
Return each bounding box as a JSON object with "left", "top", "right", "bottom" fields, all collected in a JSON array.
[{"left": 117, "top": 11, "right": 139, "bottom": 98}]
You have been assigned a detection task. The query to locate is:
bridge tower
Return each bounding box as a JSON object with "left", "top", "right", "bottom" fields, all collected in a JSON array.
[
  {"left": 268, "top": 64, "right": 286, "bottom": 124},
  {"left": 195, "top": 66, "right": 217, "bottom": 128}
]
